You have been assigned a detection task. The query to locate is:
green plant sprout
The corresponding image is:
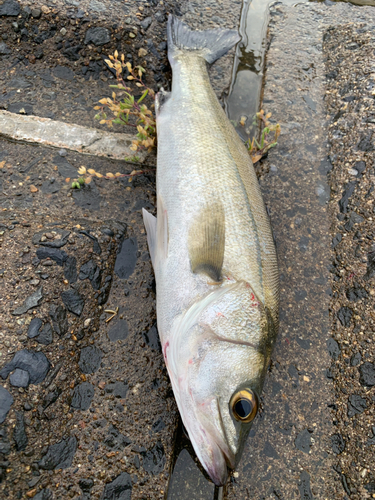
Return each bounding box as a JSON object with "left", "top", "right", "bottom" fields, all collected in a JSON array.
[
  {"left": 246, "top": 110, "right": 281, "bottom": 164},
  {"left": 94, "top": 50, "right": 156, "bottom": 154}
]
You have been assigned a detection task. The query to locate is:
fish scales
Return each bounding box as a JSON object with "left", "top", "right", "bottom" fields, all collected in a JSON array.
[
  {"left": 143, "top": 16, "right": 279, "bottom": 486},
  {"left": 157, "top": 53, "right": 278, "bottom": 332}
]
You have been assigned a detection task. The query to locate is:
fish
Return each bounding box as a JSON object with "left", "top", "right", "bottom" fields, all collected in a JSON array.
[{"left": 142, "top": 15, "right": 279, "bottom": 486}]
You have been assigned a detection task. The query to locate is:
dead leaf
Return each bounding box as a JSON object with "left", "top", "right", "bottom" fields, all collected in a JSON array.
[
  {"left": 251, "top": 154, "right": 262, "bottom": 164},
  {"left": 0, "top": 161, "right": 5, "bottom": 168},
  {"left": 85, "top": 176, "right": 92, "bottom": 184}
]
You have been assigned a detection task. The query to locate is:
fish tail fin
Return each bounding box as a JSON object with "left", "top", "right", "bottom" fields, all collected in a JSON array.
[{"left": 167, "top": 15, "right": 240, "bottom": 65}]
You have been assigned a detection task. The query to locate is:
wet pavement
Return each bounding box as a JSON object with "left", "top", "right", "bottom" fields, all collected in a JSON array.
[
  {"left": 227, "top": 3, "right": 336, "bottom": 498},
  {"left": 0, "top": 140, "right": 179, "bottom": 498},
  {"left": 324, "top": 22, "right": 375, "bottom": 499},
  {"left": 0, "top": 0, "right": 238, "bottom": 498},
  {"left": 1, "top": 0, "right": 375, "bottom": 499},
  {"left": 222, "top": 3, "right": 375, "bottom": 499}
]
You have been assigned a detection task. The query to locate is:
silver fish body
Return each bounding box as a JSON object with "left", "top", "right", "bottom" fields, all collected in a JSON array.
[{"left": 143, "top": 16, "right": 279, "bottom": 486}]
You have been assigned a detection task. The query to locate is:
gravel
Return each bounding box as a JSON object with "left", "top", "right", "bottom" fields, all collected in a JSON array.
[
  {"left": 36, "top": 322, "right": 53, "bottom": 345},
  {"left": 63, "top": 255, "right": 78, "bottom": 283},
  {"left": 71, "top": 381, "right": 95, "bottom": 410},
  {"left": 38, "top": 436, "right": 77, "bottom": 470},
  {"left": 84, "top": 26, "right": 110, "bottom": 46},
  {"left": 358, "top": 361, "right": 375, "bottom": 386},
  {"left": 61, "top": 288, "right": 85, "bottom": 316},
  {"left": 78, "top": 346, "right": 102, "bottom": 373},
  {"left": 36, "top": 247, "right": 68, "bottom": 265},
  {"left": 13, "top": 411, "right": 28, "bottom": 451},
  {"left": 9, "top": 368, "right": 30, "bottom": 387},
  {"left": 0, "top": 0, "right": 20, "bottom": 17},
  {"left": 11, "top": 286, "right": 43, "bottom": 315},
  {"left": 107, "top": 318, "right": 129, "bottom": 342},
  {"left": 101, "top": 472, "right": 132, "bottom": 500},
  {"left": 0, "top": 349, "right": 50, "bottom": 384},
  {"left": 0, "top": 386, "right": 13, "bottom": 423},
  {"left": 27, "top": 317, "right": 43, "bottom": 338},
  {"left": 324, "top": 19, "right": 375, "bottom": 498},
  {"left": 294, "top": 429, "right": 313, "bottom": 454},
  {"left": 49, "top": 304, "right": 69, "bottom": 336}
]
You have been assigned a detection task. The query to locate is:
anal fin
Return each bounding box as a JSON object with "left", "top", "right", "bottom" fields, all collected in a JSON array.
[
  {"left": 142, "top": 208, "right": 157, "bottom": 268},
  {"left": 188, "top": 202, "right": 225, "bottom": 282},
  {"left": 143, "top": 196, "right": 168, "bottom": 269}
]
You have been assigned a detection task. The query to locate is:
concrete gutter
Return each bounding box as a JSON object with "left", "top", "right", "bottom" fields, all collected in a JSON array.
[{"left": 0, "top": 110, "right": 148, "bottom": 162}]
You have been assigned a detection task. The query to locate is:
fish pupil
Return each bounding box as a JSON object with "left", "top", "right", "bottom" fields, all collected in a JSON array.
[{"left": 235, "top": 399, "right": 252, "bottom": 419}]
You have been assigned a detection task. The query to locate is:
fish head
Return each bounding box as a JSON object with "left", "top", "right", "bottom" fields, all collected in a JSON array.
[{"left": 167, "top": 281, "right": 273, "bottom": 486}]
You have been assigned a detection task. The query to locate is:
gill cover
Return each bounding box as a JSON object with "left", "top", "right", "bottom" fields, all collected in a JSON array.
[{"left": 166, "top": 281, "right": 269, "bottom": 485}]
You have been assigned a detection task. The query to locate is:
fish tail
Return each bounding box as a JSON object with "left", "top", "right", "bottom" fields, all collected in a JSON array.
[{"left": 167, "top": 15, "right": 241, "bottom": 66}]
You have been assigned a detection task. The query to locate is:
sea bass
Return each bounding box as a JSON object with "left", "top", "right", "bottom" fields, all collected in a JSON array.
[{"left": 143, "top": 16, "right": 279, "bottom": 486}]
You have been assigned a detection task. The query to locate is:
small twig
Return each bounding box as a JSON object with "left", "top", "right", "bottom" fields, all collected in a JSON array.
[{"left": 104, "top": 306, "right": 119, "bottom": 323}]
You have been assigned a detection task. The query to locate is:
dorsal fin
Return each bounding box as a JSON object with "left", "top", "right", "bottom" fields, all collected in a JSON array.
[{"left": 188, "top": 202, "right": 225, "bottom": 282}]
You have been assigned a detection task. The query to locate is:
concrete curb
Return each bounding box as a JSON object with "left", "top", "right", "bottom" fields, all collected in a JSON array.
[{"left": 0, "top": 110, "right": 147, "bottom": 162}]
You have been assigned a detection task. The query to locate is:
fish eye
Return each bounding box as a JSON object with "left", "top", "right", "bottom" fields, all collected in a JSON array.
[{"left": 230, "top": 389, "right": 258, "bottom": 423}]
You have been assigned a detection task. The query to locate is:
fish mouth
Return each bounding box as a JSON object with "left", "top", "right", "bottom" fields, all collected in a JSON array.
[
  {"left": 206, "top": 461, "right": 228, "bottom": 487},
  {"left": 186, "top": 399, "right": 235, "bottom": 486},
  {"left": 198, "top": 432, "right": 230, "bottom": 486},
  {"left": 200, "top": 399, "right": 236, "bottom": 486},
  {"left": 216, "top": 398, "right": 236, "bottom": 469}
]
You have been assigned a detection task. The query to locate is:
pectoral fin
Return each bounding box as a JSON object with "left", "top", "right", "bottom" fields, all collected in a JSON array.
[{"left": 188, "top": 202, "right": 225, "bottom": 282}]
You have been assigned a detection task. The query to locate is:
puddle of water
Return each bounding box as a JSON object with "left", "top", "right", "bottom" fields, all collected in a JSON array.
[
  {"left": 225, "top": 0, "right": 374, "bottom": 142},
  {"left": 167, "top": 424, "right": 217, "bottom": 500},
  {"left": 226, "top": 0, "right": 305, "bottom": 141},
  {"left": 114, "top": 237, "right": 138, "bottom": 279}
]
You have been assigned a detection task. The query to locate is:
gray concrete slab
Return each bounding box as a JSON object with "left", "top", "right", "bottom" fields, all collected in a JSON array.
[{"left": 0, "top": 110, "right": 148, "bottom": 161}]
